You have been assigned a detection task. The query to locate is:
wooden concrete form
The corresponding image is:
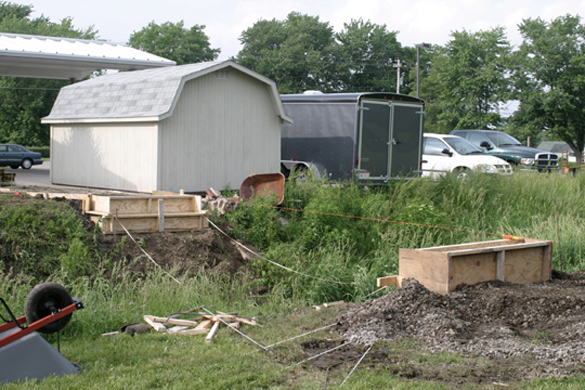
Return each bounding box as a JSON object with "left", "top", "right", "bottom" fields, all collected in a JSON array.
[
  {"left": 82, "top": 194, "right": 208, "bottom": 234},
  {"left": 0, "top": 169, "right": 15, "bottom": 186},
  {"left": 378, "top": 238, "right": 552, "bottom": 295}
]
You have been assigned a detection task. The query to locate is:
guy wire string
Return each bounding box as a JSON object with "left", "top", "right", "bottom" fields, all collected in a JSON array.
[{"left": 239, "top": 201, "right": 559, "bottom": 241}]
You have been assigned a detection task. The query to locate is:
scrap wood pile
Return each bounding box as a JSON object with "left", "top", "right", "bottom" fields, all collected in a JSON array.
[
  {"left": 140, "top": 309, "right": 259, "bottom": 344},
  {"left": 202, "top": 187, "right": 239, "bottom": 215}
]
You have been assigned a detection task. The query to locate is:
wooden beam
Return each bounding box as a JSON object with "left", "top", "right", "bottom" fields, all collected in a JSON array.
[
  {"left": 158, "top": 199, "right": 164, "bottom": 232},
  {"left": 376, "top": 275, "right": 406, "bottom": 288},
  {"left": 496, "top": 251, "right": 505, "bottom": 282},
  {"left": 205, "top": 321, "right": 220, "bottom": 344}
]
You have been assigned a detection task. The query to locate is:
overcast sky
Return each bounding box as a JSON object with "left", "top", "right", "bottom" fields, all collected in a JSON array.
[{"left": 7, "top": 0, "right": 585, "bottom": 59}]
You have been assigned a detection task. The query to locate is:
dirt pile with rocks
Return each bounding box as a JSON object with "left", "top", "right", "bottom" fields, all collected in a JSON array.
[
  {"left": 0, "top": 189, "right": 255, "bottom": 281},
  {"left": 336, "top": 271, "right": 585, "bottom": 380}
]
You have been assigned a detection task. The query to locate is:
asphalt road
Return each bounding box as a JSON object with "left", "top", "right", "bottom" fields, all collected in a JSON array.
[{"left": 4, "top": 161, "right": 51, "bottom": 186}]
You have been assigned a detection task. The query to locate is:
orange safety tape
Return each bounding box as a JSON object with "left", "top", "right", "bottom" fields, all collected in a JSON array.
[{"left": 239, "top": 201, "right": 558, "bottom": 242}]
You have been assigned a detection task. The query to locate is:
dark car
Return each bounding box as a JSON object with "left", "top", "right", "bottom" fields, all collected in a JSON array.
[
  {"left": 449, "top": 130, "right": 559, "bottom": 171},
  {"left": 0, "top": 144, "right": 43, "bottom": 169}
]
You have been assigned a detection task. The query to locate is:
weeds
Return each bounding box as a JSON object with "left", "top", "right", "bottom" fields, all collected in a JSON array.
[
  {"left": 1, "top": 172, "right": 585, "bottom": 389},
  {"left": 223, "top": 171, "right": 585, "bottom": 303}
]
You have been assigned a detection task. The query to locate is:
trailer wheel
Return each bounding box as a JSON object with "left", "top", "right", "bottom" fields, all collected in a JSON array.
[
  {"left": 290, "top": 165, "right": 308, "bottom": 181},
  {"left": 24, "top": 282, "right": 73, "bottom": 334}
]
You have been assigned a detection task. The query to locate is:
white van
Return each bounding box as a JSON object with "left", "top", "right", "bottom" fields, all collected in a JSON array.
[{"left": 422, "top": 133, "right": 513, "bottom": 178}]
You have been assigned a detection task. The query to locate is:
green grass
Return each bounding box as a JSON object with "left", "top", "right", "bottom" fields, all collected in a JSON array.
[
  {"left": 224, "top": 170, "right": 585, "bottom": 304},
  {"left": 2, "top": 171, "right": 585, "bottom": 388}
]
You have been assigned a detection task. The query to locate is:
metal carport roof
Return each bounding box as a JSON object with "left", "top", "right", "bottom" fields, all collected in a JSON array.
[{"left": 0, "top": 33, "right": 175, "bottom": 80}]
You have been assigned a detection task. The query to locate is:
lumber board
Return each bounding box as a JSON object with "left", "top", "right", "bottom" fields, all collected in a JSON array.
[
  {"left": 84, "top": 211, "right": 208, "bottom": 218},
  {"left": 198, "top": 314, "right": 237, "bottom": 323},
  {"left": 143, "top": 315, "right": 167, "bottom": 332},
  {"left": 84, "top": 195, "right": 203, "bottom": 215},
  {"left": 147, "top": 316, "right": 199, "bottom": 327},
  {"left": 205, "top": 321, "right": 220, "bottom": 344},
  {"left": 235, "top": 317, "right": 259, "bottom": 326},
  {"left": 195, "top": 320, "right": 213, "bottom": 329},
  {"left": 377, "top": 275, "right": 406, "bottom": 288},
  {"left": 420, "top": 239, "right": 522, "bottom": 252},
  {"left": 175, "top": 328, "right": 210, "bottom": 336},
  {"left": 167, "top": 326, "right": 190, "bottom": 333},
  {"left": 89, "top": 214, "right": 208, "bottom": 234}
]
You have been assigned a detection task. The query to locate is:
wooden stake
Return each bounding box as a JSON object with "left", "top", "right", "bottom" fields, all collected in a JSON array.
[{"left": 205, "top": 321, "right": 220, "bottom": 344}]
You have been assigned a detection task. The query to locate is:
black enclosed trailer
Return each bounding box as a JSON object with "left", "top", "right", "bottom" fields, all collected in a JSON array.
[{"left": 280, "top": 92, "right": 425, "bottom": 183}]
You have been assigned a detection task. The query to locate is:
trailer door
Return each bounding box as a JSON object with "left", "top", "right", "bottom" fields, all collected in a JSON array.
[
  {"left": 357, "top": 100, "right": 391, "bottom": 181},
  {"left": 389, "top": 103, "right": 423, "bottom": 177},
  {"left": 358, "top": 100, "right": 423, "bottom": 181}
]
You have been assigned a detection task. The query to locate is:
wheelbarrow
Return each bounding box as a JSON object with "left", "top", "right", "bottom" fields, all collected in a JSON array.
[
  {"left": 239, "top": 172, "right": 285, "bottom": 204},
  {"left": 0, "top": 282, "right": 83, "bottom": 384}
]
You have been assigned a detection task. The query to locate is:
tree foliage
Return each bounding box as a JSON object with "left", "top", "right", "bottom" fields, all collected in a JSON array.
[
  {"left": 0, "top": 2, "right": 97, "bottom": 146},
  {"left": 237, "top": 12, "right": 337, "bottom": 94},
  {"left": 237, "top": 14, "right": 410, "bottom": 94},
  {"left": 420, "top": 28, "right": 511, "bottom": 133},
  {"left": 128, "top": 21, "right": 219, "bottom": 65},
  {"left": 335, "top": 19, "right": 406, "bottom": 93},
  {"left": 510, "top": 14, "right": 585, "bottom": 160}
]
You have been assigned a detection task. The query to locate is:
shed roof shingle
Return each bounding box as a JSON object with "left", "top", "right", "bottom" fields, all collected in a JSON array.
[{"left": 42, "top": 61, "right": 292, "bottom": 124}]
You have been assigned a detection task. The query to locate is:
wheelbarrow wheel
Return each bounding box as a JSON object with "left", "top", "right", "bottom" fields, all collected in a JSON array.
[{"left": 24, "top": 282, "right": 73, "bottom": 334}]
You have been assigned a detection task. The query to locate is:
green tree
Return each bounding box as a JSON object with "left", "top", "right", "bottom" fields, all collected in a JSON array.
[
  {"left": 335, "top": 19, "right": 405, "bottom": 93},
  {"left": 509, "top": 14, "right": 585, "bottom": 161},
  {"left": 237, "top": 12, "right": 337, "bottom": 94},
  {"left": 0, "top": 2, "right": 97, "bottom": 146},
  {"left": 128, "top": 21, "right": 219, "bottom": 65},
  {"left": 420, "top": 28, "right": 512, "bottom": 133}
]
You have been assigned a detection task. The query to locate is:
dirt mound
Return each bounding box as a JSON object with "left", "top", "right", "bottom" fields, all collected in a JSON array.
[
  {"left": 337, "top": 272, "right": 585, "bottom": 380},
  {"left": 95, "top": 228, "right": 252, "bottom": 278},
  {"left": 52, "top": 194, "right": 255, "bottom": 279},
  {"left": 0, "top": 191, "right": 255, "bottom": 280}
]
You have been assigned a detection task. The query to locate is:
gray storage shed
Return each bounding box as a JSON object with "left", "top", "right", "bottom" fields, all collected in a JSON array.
[{"left": 42, "top": 61, "right": 292, "bottom": 193}]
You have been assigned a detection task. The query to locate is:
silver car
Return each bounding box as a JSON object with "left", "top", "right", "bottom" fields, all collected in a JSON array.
[{"left": 0, "top": 144, "right": 43, "bottom": 169}]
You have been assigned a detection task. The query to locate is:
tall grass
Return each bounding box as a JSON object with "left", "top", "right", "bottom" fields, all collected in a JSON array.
[
  {"left": 1, "top": 171, "right": 585, "bottom": 389},
  {"left": 224, "top": 170, "right": 585, "bottom": 304},
  {"left": 0, "top": 195, "right": 98, "bottom": 283},
  {"left": 1, "top": 170, "right": 585, "bottom": 313}
]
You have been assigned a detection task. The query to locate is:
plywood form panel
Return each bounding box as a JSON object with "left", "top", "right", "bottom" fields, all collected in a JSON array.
[
  {"left": 84, "top": 194, "right": 208, "bottom": 234},
  {"left": 399, "top": 248, "right": 450, "bottom": 295},
  {"left": 503, "top": 246, "right": 549, "bottom": 284},
  {"left": 449, "top": 252, "right": 498, "bottom": 291}
]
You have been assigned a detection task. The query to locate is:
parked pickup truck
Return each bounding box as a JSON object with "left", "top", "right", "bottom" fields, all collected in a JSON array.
[{"left": 450, "top": 130, "right": 559, "bottom": 171}]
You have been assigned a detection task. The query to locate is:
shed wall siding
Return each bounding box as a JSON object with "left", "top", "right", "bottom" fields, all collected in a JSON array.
[
  {"left": 51, "top": 123, "right": 158, "bottom": 192},
  {"left": 159, "top": 70, "right": 281, "bottom": 192}
]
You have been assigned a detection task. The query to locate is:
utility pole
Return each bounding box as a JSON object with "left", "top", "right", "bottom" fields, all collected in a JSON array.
[
  {"left": 416, "top": 43, "right": 430, "bottom": 98},
  {"left": 393, "top": 59, "right": 402, "bottom": 94}
]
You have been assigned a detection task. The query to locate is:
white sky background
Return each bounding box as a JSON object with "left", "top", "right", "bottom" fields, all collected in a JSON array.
[{"left": 7, "top": 0, "right": 585, "bottom": 60}]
